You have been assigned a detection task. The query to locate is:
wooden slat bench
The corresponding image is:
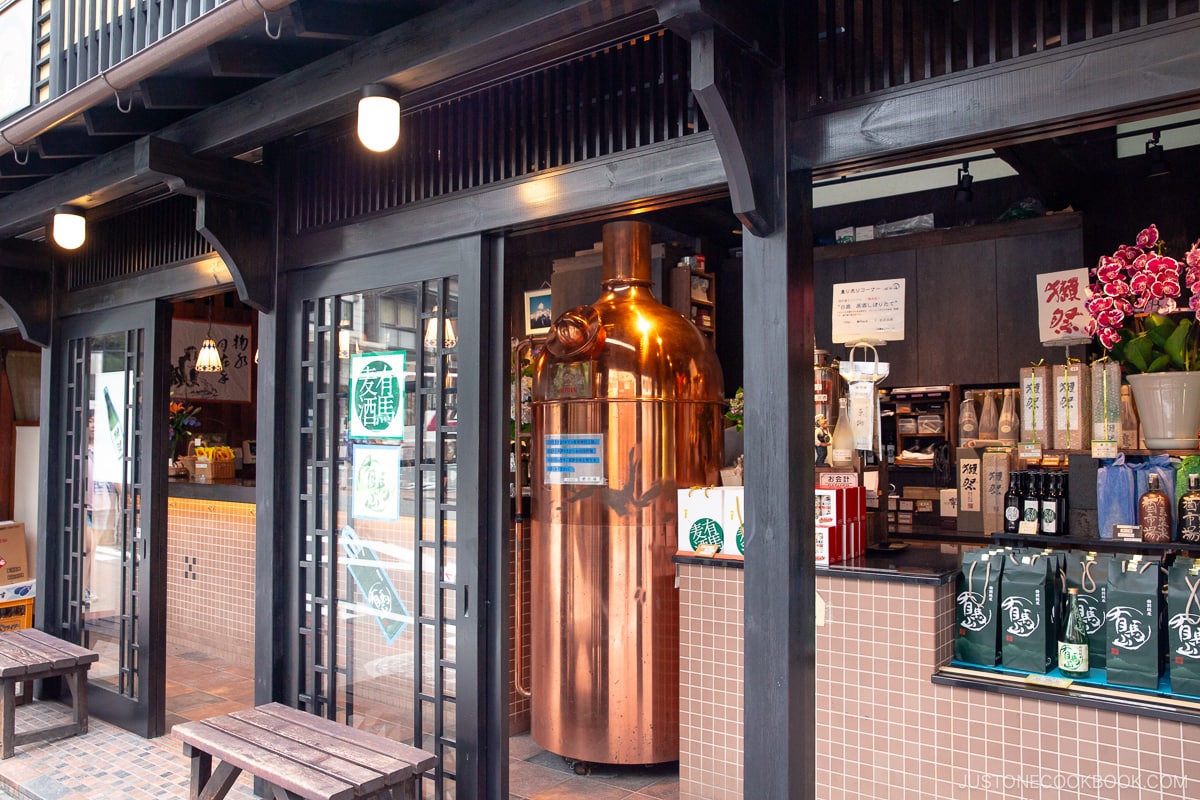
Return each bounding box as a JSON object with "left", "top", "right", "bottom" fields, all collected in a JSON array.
[
  {"left": 0, "top": 628, "right": 99, "bottom": 758},
  {"left": 174, "top": 702, "right": 437, "bottom": 800}
]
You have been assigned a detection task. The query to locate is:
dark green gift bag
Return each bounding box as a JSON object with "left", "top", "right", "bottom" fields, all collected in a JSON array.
[
  {"left": 1065, "top": 551, "right": 1110, "bottom": 669},
  {"left": 1105, "top": 558, "right": 1164, "bottom": 690},
  {"left": 1167, "top": 558, "right": 1200, "bottom": 697},
  {"left": 955, "top": 550, "right": 1004, "bottom": 666},
  {"left": 1000, "top": 552, "right": 1056, "bottom": 673}
]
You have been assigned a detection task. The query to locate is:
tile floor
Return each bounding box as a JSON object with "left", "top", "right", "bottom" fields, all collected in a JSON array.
[{"left": 0, "top": 644, "right": 680, "bottom": 799}]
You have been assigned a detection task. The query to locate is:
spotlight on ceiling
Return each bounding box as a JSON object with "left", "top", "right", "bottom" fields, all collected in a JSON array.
[
  {"left": 1146, "top": 131, "right": 1170, "bottom": 178},
  {"left": 357, "top": 83, "right": 400, "bottom": 152},
  {"left": 954, "top": 162, "right": 974, "bottom": 203}
]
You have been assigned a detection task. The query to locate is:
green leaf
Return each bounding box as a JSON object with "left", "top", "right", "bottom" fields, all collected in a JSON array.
[{"left": 1165, "top": 318, "right": 1193, "bottom": 369}]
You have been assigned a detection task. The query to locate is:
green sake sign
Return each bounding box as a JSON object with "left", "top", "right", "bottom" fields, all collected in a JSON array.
[{"left": 349, "top": 352, "right": 406, "bottom": 440}]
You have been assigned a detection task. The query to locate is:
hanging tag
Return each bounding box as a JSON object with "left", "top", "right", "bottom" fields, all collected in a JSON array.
[
  {"left": 848, "top": 382, "right": 875, "bottom": 451},
  {"left": 838, "top": 342, "right": 891, "bottom": 459},
  {"left": 1091, "top": 440, "right": 1119, "bottom": 459}
]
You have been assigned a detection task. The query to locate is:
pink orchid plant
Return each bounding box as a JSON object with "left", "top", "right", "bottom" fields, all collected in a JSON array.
[{"left": 1085, "top": 224, "right": 1200, "bottom": 373}]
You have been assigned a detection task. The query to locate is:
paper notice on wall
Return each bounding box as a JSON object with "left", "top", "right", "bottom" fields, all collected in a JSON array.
[
  {"left": 544, "top": 433, "right": 605, "bottom": 485},
  {"left": 831, "top": 279, "right": 906, "bottom": 343},
  {"left": 1036, "top": 268, "right": 1091, "bottom": 345},
  {"left": 959, "top": 456, "right": 982, "bottom": 513}
]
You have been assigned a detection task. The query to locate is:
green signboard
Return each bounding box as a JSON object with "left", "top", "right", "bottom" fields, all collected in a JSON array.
[{"left": 349, "top": 351, "right": 406, "bottom": 440}]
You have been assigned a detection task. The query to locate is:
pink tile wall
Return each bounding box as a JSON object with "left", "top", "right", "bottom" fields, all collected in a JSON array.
[
  {"left": 167, "top": 498, "right": 256, "bottom": 665},
  {"left": 679, "top": 565, "right": 1200, "bottom": 800},
  {"left": 679, "top": 564, "right": 744, "bottom": 800}
]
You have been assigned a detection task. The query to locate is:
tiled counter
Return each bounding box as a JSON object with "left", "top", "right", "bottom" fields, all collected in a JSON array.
[
  {"left": 166, "top": 496, "right": 256, "bottom": 666},
  {"left": 678, "top": 546, "right": 1200, "bottom": 800}
]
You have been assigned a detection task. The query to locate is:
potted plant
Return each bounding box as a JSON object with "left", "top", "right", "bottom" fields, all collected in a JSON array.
[
  {"left": 1086, "top": 224, "right": 1200, "bottom": 448},
  {"left": 722, "top": 387, "right": 744, "bottom": 486}
]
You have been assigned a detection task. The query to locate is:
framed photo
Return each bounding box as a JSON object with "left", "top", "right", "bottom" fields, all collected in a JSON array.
[{"left": 524, "top": 289, "right": 553, "bottom": 336}]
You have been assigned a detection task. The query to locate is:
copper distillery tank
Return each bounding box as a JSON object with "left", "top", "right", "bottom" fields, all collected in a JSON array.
[{"left": 529, "top": 220, "right": 725, "bottom": 765}]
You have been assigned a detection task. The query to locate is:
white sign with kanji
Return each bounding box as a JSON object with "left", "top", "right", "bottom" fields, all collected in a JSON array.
[{"left": 1036, "top": 268, "right": 1091, "bottom": 345}]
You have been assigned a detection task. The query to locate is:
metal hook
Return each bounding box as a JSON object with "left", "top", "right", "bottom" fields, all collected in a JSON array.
[
  {"left": 251, "top": 0, "right": 282, "bottom": 39},
  {"left": 0, "top": 131, "right": 29, "bottom": 166},
  {"left": 100, "top": 72, "right": 133, "bottom": 113}
]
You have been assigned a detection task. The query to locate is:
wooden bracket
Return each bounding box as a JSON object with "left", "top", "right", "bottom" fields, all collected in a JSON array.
[
  {"left": 136, "top": 137, "right": 272, "bottom": 204},
  {"left": 688, "top": 27, "right": 778, "bottom": 236},
  {"left": 196, "top": 194, "right": 275, "bottom": 313},
  {"left": 0, "top": 239, "right": 51, "bottom": 347}
]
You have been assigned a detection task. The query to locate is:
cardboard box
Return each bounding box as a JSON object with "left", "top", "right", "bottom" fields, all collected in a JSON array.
[
  {"left": 853, "top": 225, "right": 875, "bottom": 242},
  {"left": 815, "top": 486, "right": 863, "bottom": 527},
  {"left": 0, "top": 522, "right": 29, "bottom": 585},
  {"left": 1053, "top": 362, "right": 1092, "bottom": 451},
  {"left": 1021, "top": 365, "right": 1052, "bottom": 447},
  {"left": 982, "top": 448, "right": 1014, "bottom": 535},
  {"left": 835, "top": 226, "right": 855, "bottom": 244},
  {"left": 957, "top": 447, "right": 985, "bottom": 533},
  {"left": 815, "top": 524, "right": 847, "bottom": 566}
]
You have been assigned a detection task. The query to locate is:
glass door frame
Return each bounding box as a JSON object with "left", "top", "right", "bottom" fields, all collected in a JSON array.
[
  {"left": 42, "top": 300, "right": 170, "bottom": 737},
  {"left": 279, "top": 235, "right": 501, "bottom": 798}
]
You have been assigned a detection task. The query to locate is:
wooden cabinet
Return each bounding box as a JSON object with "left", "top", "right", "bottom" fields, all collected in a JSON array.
[
  {"left": 814, "top": 214, "right": 1084, "bottom": 388},
  {"left": 670, "top": 258, "right": 716, "bottom": 340},
  {"left": 884, "top": 385, "right": 959, "bottom": 468}
]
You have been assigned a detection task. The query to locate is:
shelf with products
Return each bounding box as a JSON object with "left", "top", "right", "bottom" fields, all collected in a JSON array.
[
  {"left": 881, "top": 385, "right": 959, "bottom": 468},
  {"left": 669, "top": 256, "right": 715, "bottom": 339},
  {"left": 989, "top": 532, "right": 1200, "bottom": 556}
]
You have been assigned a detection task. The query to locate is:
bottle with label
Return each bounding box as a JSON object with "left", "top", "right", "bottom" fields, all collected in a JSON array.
[
  {"left": 998, "top": 388, "right": 1019, "bottom": 445},
  {"left": 1139, "top": 473, "right": 1173, "bottom": 543},
  {"left": 1021, "top": 471, "right": 1042, "bottom": 532},
  {"left": 1119, "top": 384, "right": 1139, "bottom": 451},
  {"left": 958, "top": 392, "right": 978, "bottom": 445},
  {"left": 1040, "top": 472, "right": 1066, "bottom": 535},
  {"left": 829, "top": 397, "right": 855, "bottom": 468},
  {"left": 1003, "top": 472, "right": 1022, "bottom": 533},
  {"left": 978, "top": 390, "right": 999, "bottom": 440},
  {"left": 1179, "top": 473, "right": 1200, "bottom": 543},
  {"left": 1058, "top": 587, "right": 1090, "bottom": 678}
]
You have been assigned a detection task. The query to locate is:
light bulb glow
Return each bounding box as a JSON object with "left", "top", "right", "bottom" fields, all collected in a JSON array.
[
  {"left": 195, "top": 338, "right": 224, "bottom": 373},
  {"left": 53, "top": 207, "right": 86, "bottom": 250},
  {"left": 358, "top": 91, "right": 400, "bottom": 152}
]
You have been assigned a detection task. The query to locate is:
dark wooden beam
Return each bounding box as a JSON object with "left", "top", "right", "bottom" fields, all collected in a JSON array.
[
  {"left": 195, "top": 194, "right": 275, "bottom": 313},
  {"left": 36, "top": 130, "right": 137, "bottom": 159},
  {"left": 654, "top": 0, "right": 780, "bottom": 63},
  {"left": 206, "top": 41, "right": 319, "bottom": 79},
  {"left": 139, "top": 77, "right": 261, "bottom": 110},
  {"left": 136, "top": 138, "right": 272, "bottom": 204},
  {"left": 0, "top": 177, "right": 41, "bottom": 194},
  {"left": 685, "top": 27, "right": 777, "bottom": 235},
  {"left": 84, "top": 107, "right": 184, "bottom": 136},
  {"left": 164, "top": 0, "right": 661, "bottom": 158},
  {"left": 0, "top": 239, "right": 52, "bottom": 346},
  {"left": 290, "top": 0, "right": 413, "bottom": 41},
  {"left": 793, "top": 16, "right": 1200, "bottom": 175},
  {"left": 0, "top": 152, "right": 90, "bottom": 178}
]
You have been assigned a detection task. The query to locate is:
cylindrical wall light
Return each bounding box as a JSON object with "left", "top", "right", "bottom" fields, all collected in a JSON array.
[
  {"left": 357, "top": 83, "right": 400, "bottom": 152},
  {"left": 52, "top": 205, "right": 86, "bottom": 250}
]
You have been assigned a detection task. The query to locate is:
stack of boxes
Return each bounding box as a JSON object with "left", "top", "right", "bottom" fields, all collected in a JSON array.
[
  {"left": 815, "top": 486, "right": 867, "bottom": 565},
  {"left": 0, "top": 521, "right": 32, "bottom": 632}
]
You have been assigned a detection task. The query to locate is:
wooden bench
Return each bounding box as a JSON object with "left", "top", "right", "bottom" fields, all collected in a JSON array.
[
  {"left": 174, "top": 702, "right": 437, "bottom": 800},
  {"left": 0, "top": 628, "right": 99, "bottom": 759}
]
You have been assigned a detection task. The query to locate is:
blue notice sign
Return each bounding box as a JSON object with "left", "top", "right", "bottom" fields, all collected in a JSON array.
[{"left": 544, "top": 433, "right": 605, "bottom": 485}]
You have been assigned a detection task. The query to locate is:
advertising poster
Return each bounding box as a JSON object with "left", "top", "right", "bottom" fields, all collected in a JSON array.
[
  {"left": 352, "top": 444, "right": 401, "bottom": 521},
  {"left": 349, "top": 351, "right": 407, "bottom": 440}
]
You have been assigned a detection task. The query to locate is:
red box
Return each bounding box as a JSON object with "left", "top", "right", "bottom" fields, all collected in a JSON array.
[
  {"left": 815, "top": 486, "right": 866, "bottom": 527},
  {"left": 815, "top": 524, "right": 848, "bottom": 565}
]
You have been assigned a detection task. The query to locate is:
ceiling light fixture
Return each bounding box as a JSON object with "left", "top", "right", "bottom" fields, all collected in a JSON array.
[
  {"left": 954, "top": 162, "right": 974, "bottom": 203},
  {"left": 424, "top": 307, "right": 458, "bottom": 350},
  {"left": 194, "top": 297, "right": 224, "bottom": 373},
  {"left": 1145, "top": 131, "right": 1170, "bottom": 178},
  {"left": 52, "top": 205, "right": 86, "bottom": 249},
  {"left": 357, "top": 83, "right": 400, "bottom": 152}
]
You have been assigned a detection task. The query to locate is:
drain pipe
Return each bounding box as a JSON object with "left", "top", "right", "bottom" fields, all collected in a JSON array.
[{"left": 0, "top": 0, "right": 297, "bottom": 154}]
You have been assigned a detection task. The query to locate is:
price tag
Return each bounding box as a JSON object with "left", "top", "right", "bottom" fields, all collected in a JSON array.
[
  {"left": 1114, "top": 524, "right": 1141, "bottom": 541},
  {"left": 695, "top": 543, "right": 720, "bottom": 557},
  {"left": 1091, "top": 440, "right": 1119, "bottom": 459},
  {"left": 1018, "top": 520, "right": 1040, "bottom": 535},
  {"left": 1018, "top": 442, "right": 1043, "bottom": 461},
  {"left": 1025, "top": 673, "right": 1073, "bottom": 689}
]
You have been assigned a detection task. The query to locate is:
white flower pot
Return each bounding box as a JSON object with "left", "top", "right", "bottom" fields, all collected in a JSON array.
[{"left": 1126, "top": 371, "right": 1200, "bottom": 449}]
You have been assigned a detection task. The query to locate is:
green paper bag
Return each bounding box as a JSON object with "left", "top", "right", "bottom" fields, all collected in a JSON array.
[
  {"left": 955, "top": 551, "right": 1004, "bottom": 666},
  {"left": 1000, "top": 552, "right": 1057, "bottom": 673},
  {"left": 1167, "top": 558, "right": 1200, "bottom": 697},
  {"left": 1105, "top": 558, "right": 1165, "bottom": 690}
]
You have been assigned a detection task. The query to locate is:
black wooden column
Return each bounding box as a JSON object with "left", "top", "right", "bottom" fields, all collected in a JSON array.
[{"left": 742, "top": 1, "right": 816, "bottom": 792}]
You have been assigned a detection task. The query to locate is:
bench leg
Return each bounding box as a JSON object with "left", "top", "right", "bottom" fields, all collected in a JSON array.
[
  {"left": 0, "top": 680, "right": 14, "bottom": 759},
  {"left": 65, "top": 668, "right": 88, "bottom": 735}
]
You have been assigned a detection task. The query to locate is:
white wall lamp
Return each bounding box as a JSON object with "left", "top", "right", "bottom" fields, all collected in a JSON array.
[
  {"left": 52, "top": 205, "right": 86, "bottom": 250},
  {"left": 358, "top": 83, "right": 400, "bottom": 152}
]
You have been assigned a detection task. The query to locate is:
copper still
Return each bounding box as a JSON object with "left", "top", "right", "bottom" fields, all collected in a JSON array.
[{"left": 529, "top": 220, "right": 725, "bottom": 765}]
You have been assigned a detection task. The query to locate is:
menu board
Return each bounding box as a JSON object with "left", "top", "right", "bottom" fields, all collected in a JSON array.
[{"left": 831, "top": 279, "right": 906, "bottom": 343}]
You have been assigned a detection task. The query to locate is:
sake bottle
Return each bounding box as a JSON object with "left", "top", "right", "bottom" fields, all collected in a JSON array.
[
  {"left": 1058, "top": 587, "right": 1090, "bottom": 678},
  {"left": 998, "top": 388, "right": 1019, "bottom": 445},
  {"left": 958, "top": 391, "right": 978, "bottom": 445},
  {"left": 830, "top": 397, "right": 855, "bottom": 468},
  {"left": 1138, "top": 473, "right": 1172, "bottom": 543},
  {"left": 1003, "top": 472, "right": 1022, "bottom": 534},
  {"left": 1021, "top": 471, "right": 1042, "bottom": 533},
  {"left": 1178, "top": 473, "right": 1200, "bottom": 544},
  {"left": 1119, "top": 385, "right": 1139, "bottom": 451},
  {"left": 978, "top": 390, "right": 999, "bottom": 440}
]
